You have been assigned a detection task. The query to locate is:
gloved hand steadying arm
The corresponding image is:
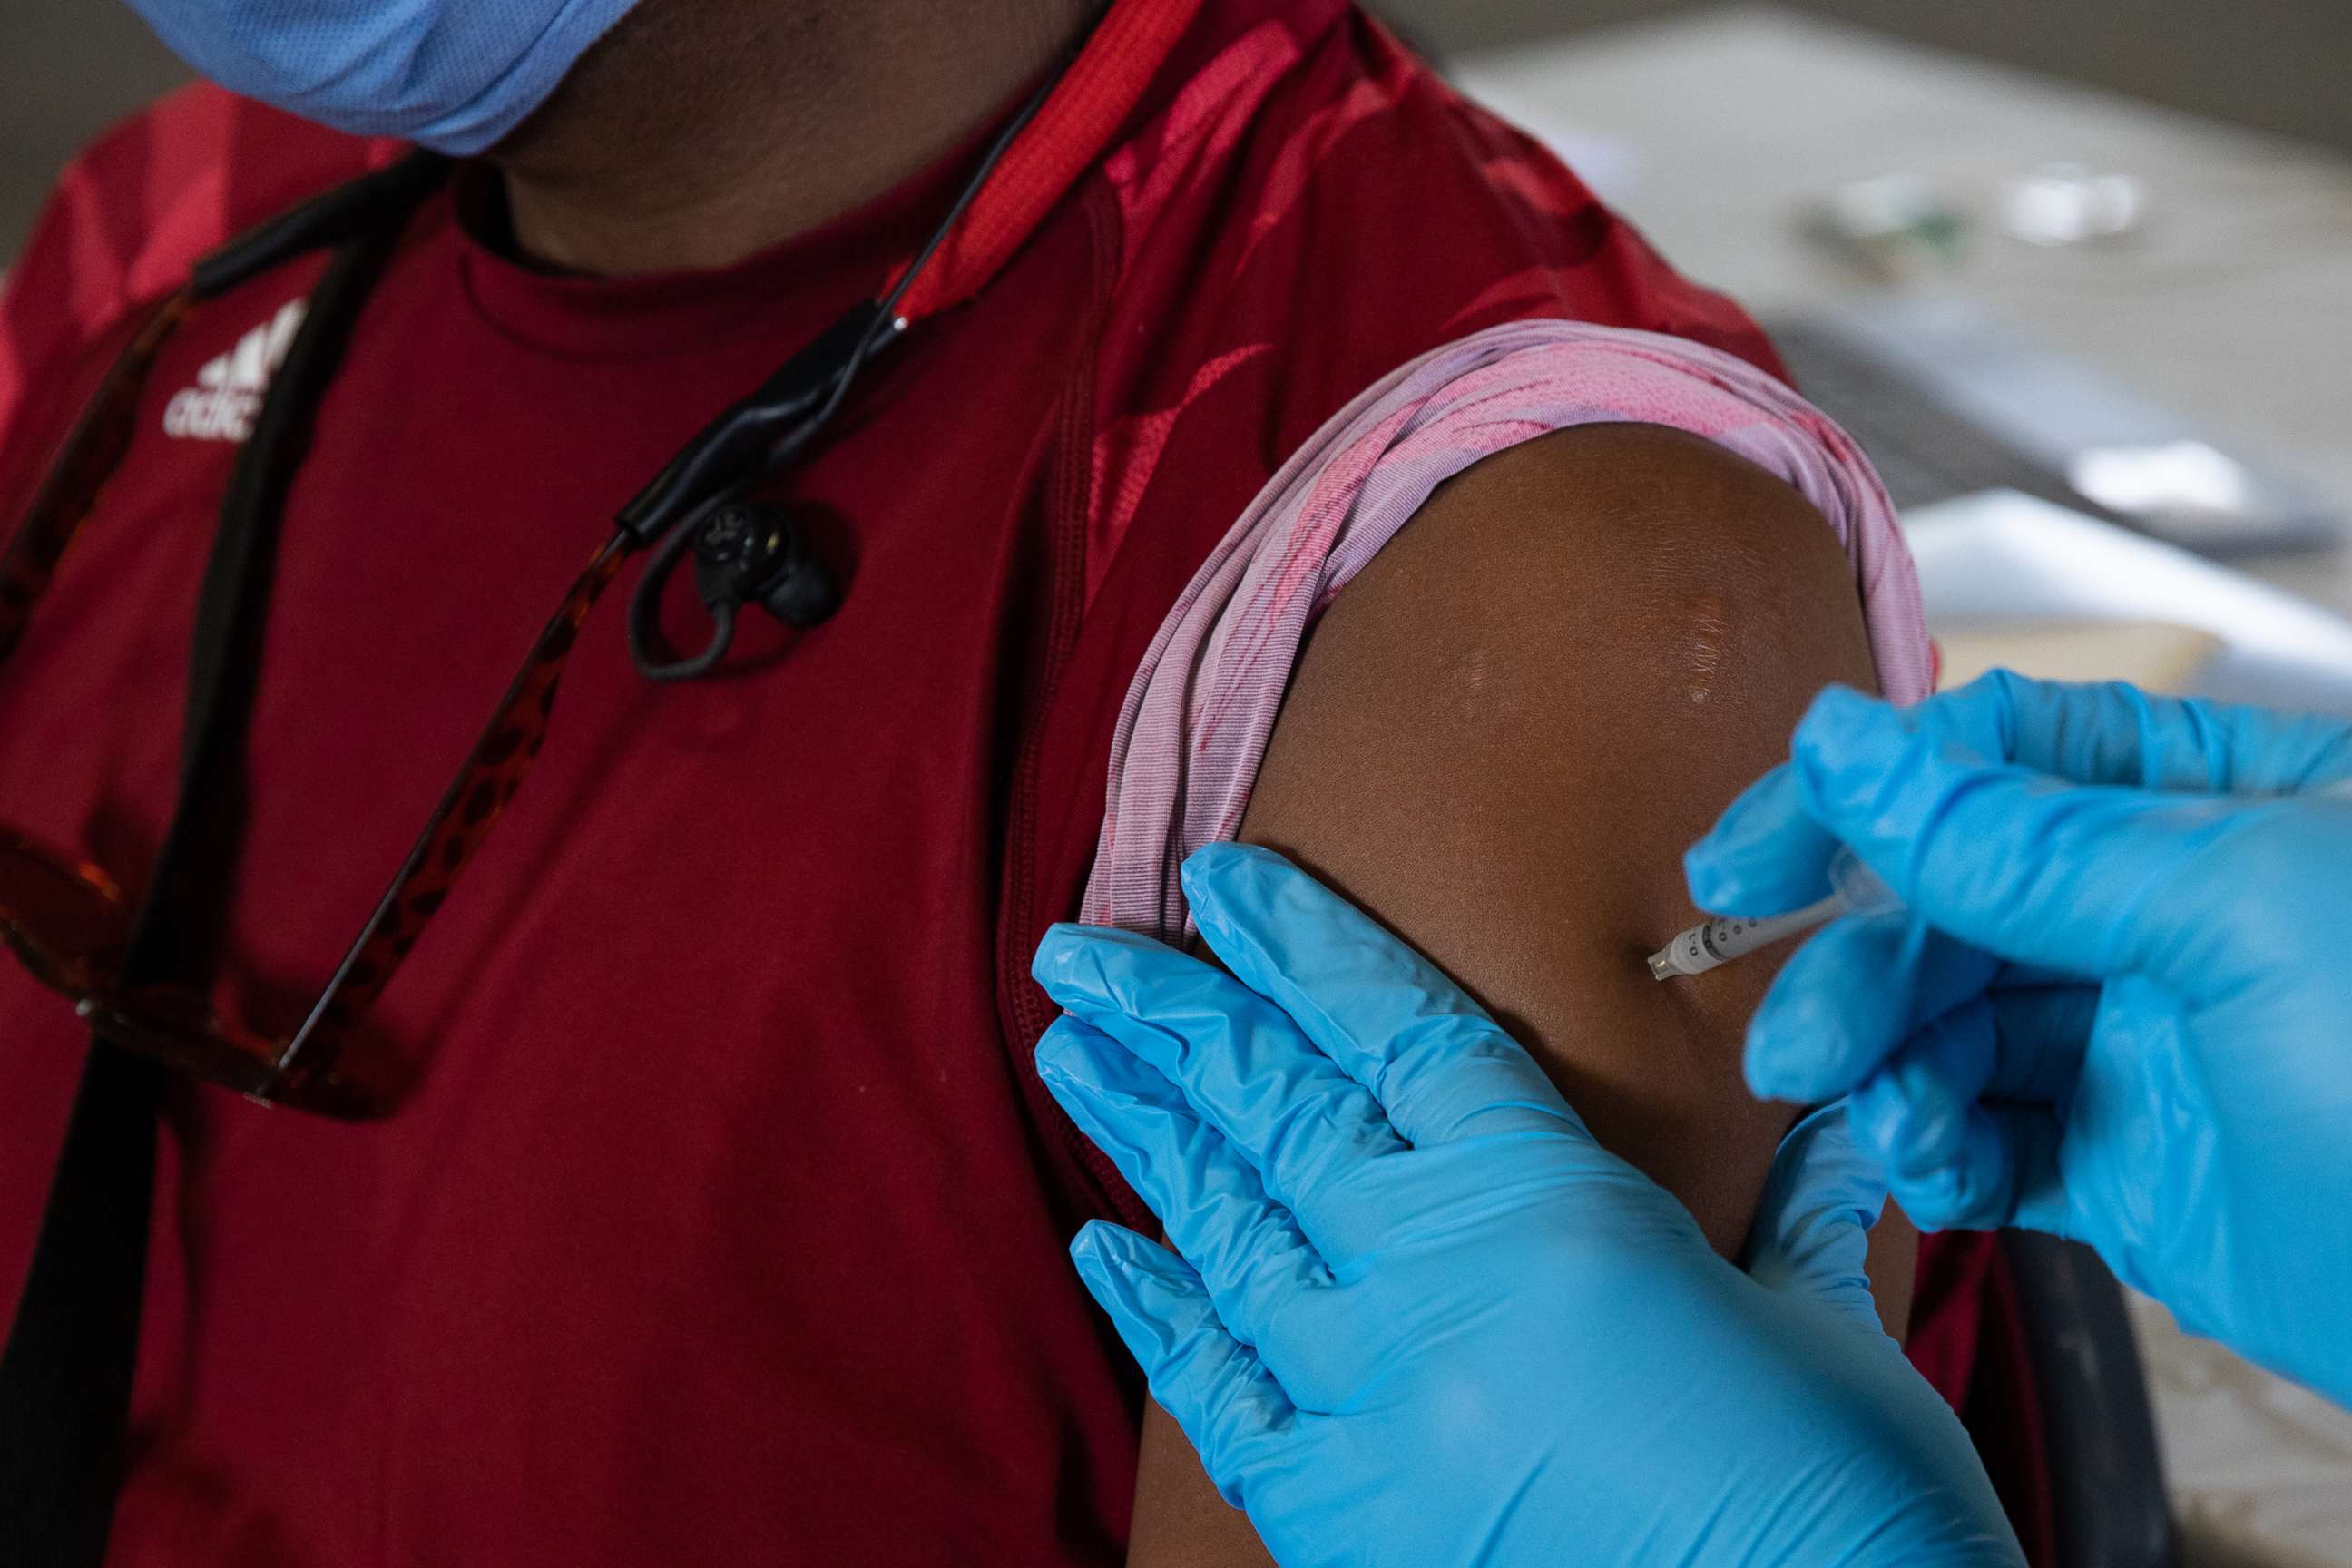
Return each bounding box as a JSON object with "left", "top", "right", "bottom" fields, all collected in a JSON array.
[
  {"left": 1688, "top": 671, "right": 2352, "bottom": 1409},
  {"left": 1032, "top": 843, "right": 2020, "bottom": 1568}
]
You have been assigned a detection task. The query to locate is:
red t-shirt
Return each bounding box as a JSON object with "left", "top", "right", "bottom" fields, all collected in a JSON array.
[{"left": 0, "top": 3, "right": 1992, "bottom": 1563}]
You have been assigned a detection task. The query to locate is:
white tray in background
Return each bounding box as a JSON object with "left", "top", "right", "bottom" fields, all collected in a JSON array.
[{"left": 1904, "top": 489, "right": 2352, "bottom": 715}]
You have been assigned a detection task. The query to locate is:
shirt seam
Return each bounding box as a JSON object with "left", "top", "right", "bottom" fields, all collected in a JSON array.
[{"left": 996, "top": 170, "right": 1150, "bottom": 1230}]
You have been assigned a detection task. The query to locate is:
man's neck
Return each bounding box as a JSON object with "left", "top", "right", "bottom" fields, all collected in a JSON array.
[{"left": 490, "top": 0, "right": 1099, "bottom": 278}]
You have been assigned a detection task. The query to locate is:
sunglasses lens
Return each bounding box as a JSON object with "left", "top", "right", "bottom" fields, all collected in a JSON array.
[
  {"left": 0, "top": 827, "right": 132, "bottom": 995},
  {"left": 84, "top": 985, "right": 276, "bottom": 1087},
  {"left": 89, "top": 987, "right": 382, "bottom": 1120}
]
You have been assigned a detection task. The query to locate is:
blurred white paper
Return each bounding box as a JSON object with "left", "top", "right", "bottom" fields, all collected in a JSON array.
[{"left": 1904, "top": 489, "right": 2352, "bottom": 716}]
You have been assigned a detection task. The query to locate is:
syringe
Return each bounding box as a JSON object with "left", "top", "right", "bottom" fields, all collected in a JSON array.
[{"left": 1648, "top": 847, "right": 1899, "bottom": 982}]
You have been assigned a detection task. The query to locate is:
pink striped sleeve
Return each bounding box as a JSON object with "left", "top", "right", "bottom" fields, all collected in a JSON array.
[{"left": 1080, "top": 318, "right": 1929, "bottom": 940}]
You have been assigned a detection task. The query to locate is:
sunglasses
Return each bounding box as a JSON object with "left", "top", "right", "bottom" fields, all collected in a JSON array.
[{"left": 0, "top": 282, "right": 629, "bottom": 1118}]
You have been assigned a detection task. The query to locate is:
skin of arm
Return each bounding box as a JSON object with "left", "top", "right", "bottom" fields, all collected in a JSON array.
[{"left": 1123, "top": 422, "right": 1919, "bottom": 1568}]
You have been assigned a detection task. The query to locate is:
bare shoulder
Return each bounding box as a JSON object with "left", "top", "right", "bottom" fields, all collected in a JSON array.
[{"left": 1236, "top": 420, "right": 1881, "bottom": 1250}]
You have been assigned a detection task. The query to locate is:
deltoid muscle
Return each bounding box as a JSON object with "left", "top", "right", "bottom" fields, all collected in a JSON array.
[{"left": 1081, "top": 318, "right": 1929, "bottom": 942}]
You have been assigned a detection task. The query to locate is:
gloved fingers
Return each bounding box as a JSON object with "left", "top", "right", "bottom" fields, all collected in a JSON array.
[
  {"left": 1034, "top": 923, "right": 1409, "bottom": 1243},
  {"left": 1068, "top": 1221, "right": 1298, "bottom": 1505},
  {"left": 1687, "top": 676, "right": 2352, "bottom": 917},
  {"left": 1984, "top": 1102, "right": 2076, "bottom": 1237},
  {"left": 1982, "top": 985, "right": 2097, "bottom": 1100},
  {"left": 1740, "top": 1101, "right": 1890, "bottom": 1338},
  {"left": 1035, "top": 1018, "right": 1335, "bottom": 1346},
  {"left": 1835, "top": 1012, "right": 2086, "bottom": 1238},
  {"left": 1847, "top": 986, "right": 2091, "bottom": 1229},
  {"left": 1927, "top": 671, "right": 2352, "bottom": 796},
  {"left": 1743, "top": 909, "right": 2005, "bottom": 1103},
  {"left": 1876, "top": 1099, "right": 2071, "bottom": 1237},
  {"left": 1684, "top": 760, "right": 1845, "bottom": 916},
  {"left": 1779, "top": 684, "right": 2244, "bottom": 993},
  {"left": 1844, "top": 986, "right": 2088, "bottom": 1171},
  {"left": 1179, "top": 843, "right": 1587, "bottom": 1147},
  {"left": 1848, "top": 1006, "right": 1996, "bottom": 1186}
]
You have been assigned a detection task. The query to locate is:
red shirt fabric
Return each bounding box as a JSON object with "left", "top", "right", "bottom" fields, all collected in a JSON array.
[{"left": 0, "top": 3, "right": 1992, "bottom": 1563}]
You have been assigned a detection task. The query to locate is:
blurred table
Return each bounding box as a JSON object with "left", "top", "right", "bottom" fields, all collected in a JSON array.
[
  {"left": 1454, "top": 4, "right": 2352, "bottom": 616},
  {"left": 1457, "top": 13, "right": 2352, "bottom": 1563}
]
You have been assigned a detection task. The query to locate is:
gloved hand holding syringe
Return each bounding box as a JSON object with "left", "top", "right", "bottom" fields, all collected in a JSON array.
[
  {"left": 1649, "top": 843, "right": 1896, "bottom": 980},
  {"left": 1680, "top": 674, "right": 2352, "bottom": 1411}
]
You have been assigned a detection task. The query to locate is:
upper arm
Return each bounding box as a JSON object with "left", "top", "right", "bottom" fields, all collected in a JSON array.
[
  {"left": 1237, "top": 420, "right": 1878, "bottom": 1250},
  {"left": 1125, "top": 422, "right": 1916, "bottom": 1567}
]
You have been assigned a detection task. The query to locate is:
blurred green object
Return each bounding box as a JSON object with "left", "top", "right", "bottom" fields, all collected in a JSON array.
[{"left": 1804, "top": 172, "right": 1973, "bottom": 280}]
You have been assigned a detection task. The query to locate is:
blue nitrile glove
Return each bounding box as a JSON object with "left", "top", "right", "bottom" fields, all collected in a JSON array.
[
  {"left": 1032, "top": 843, "right": 2020, "bottom": 1568},
  {"left": 1688, "top": 671, "right": 2352, "bottom": 1409}
]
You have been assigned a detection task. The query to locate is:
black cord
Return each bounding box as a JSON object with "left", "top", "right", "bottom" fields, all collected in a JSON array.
[
  {"left": 627, "top": 511, "right": 739, "bottom": 682},
  {"left": 774, "top": 57, "right": 1065, "bottom": 469},
  {"left": 629, "top": 57, "right": 1073, "bottom": 681}
]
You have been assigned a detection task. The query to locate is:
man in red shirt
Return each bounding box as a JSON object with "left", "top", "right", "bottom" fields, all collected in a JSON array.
[{"left": 0, "top": 2, "right": 2004, "bottom": 1564}]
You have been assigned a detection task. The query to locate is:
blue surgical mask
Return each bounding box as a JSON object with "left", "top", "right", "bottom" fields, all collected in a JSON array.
[{"left": 124, "top": 0, "right": 647, "bottom": 155}]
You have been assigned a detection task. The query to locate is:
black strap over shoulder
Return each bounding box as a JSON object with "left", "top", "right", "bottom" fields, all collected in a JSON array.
[
  {"left": 0, "top": 158, "right": 440, "bottom": 1567},
  {"left": 191, "top": 152, "right": 451, "bottom": 301}
]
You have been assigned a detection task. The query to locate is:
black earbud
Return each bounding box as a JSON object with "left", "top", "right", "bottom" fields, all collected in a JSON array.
[
  {"left": 691, "top": 503, "right": 839, "bottom": 631},
  {"left": 627, "top": 500, "right": 839, "bottom": 682}
]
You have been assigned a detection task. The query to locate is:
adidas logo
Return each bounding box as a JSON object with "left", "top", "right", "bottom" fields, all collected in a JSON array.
[{"left": 162, "top": 299, "right": 307, "bottom": 443}]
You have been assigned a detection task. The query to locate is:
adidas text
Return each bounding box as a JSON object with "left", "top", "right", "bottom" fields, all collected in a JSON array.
[{"left": 162, "top": 299, "right": 307, "bottom": 444}]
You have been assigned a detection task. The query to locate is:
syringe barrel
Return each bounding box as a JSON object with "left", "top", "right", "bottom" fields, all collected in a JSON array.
[{"left": 1646, "top": 848, "right": 1899, "bottom": 982}]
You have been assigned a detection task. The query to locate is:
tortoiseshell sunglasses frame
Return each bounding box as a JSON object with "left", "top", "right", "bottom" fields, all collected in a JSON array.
[{"left": 0, "top": 287, "right": 635, "bottom": 1118}]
